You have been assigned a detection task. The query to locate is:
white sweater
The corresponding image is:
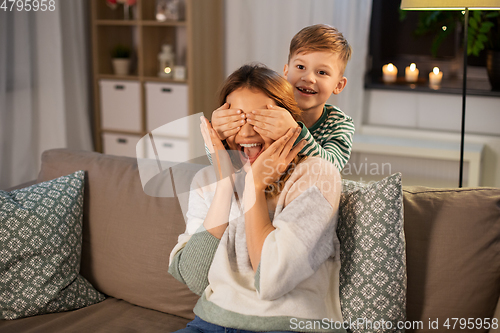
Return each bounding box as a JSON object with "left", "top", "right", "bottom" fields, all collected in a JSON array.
[{"left": 169, "top": 157, "right": 345, "bottom": 332}]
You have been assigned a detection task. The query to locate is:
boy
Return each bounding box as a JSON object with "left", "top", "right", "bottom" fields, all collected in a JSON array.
[{"left": 211, "top": 24, "right": 354, "bottom": 171}]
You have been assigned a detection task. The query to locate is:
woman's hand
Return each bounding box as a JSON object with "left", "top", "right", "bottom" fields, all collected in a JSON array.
[
  {"left": 200, "top": 116, "right": 239, "bottom": 238},
  {"left": 211, "top": 103, "right": 246, "bottom": 140},
  {"left": 200, "top": 116, "right": 236, "bottom": 183},
  {"left": 246, "top": 127, "right": 305, "bottom": 193}
]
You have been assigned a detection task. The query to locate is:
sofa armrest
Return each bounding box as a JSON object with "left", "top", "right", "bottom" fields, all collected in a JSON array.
[{"left": 2, "top": 180, "right": 37, "bottom": 192}]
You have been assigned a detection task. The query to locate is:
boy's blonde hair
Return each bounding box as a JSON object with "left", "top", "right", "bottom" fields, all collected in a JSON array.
[{"left": 288, "top": 24, "right": 352, "bottom": 71}]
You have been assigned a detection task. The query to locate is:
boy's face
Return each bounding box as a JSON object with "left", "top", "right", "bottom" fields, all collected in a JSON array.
[{"left": 284, "top": 51, "right": 347, "bottom": 114}]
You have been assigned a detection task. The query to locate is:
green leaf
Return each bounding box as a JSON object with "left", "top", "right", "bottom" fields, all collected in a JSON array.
[
  {"left": 479, "top": 21, "right": 495, "bottom": 33},
  {"left": 478, "top": 34, "right": 488, "bottom": 42},
  {"left": 399, "top": 10, "right": 407, "bottom": 21},
  {"left": 470, "top": 17, "right": 478, "bottom": 29},
  {"left": 485, "top": 11, "right": 500, "bottom": 19},
  {"left": 473, "top": 10, "right": 481, "bottom": 21}
]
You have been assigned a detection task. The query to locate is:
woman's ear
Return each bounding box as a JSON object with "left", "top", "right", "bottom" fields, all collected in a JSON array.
[
  {"left": 332, "top": 76, "right": 347, "bottom": 95},
  {"left": 283, "top": 64, "right": 289, "bottom": 78}
]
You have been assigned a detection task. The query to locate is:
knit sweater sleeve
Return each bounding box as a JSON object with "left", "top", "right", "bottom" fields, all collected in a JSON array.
[
  {"left": 168, "top": 170, "right": 220, "bottom": 296},
  {"left": 297, "top": 106, "right": 354, "bottom": 172},
  {"left": 255, "top": 158, "right": 342, "bottom": 300}
]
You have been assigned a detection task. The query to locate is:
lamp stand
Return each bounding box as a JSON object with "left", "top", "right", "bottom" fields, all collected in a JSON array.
[{"left": 459, "top": 8, "right": 469, "bottom": 188}]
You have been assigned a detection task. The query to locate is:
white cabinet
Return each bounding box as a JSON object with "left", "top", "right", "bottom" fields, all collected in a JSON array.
[
  {"left": 99, "top": 80, "right": 141, "bottom": 132},
  {"left": 145, "top": 82, "right": 189, "bottom": 137},
  {"left": 102, "top": 133, "right": 143, "bottom": 158},
  {"left": 145, "top": 135, "right": 189, "bottom": 162}
]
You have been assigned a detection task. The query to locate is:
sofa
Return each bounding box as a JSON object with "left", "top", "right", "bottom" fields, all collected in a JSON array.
[{"left": 0, "top": 148, "right": 499, "bottom": 333}]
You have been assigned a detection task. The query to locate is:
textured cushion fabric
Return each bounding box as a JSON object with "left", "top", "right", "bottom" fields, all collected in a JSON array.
[
  {"left": 337, "top": 173, "right": 406, "bottom": 333},
  {"left": 0, "top": 297, "right": 191, "bottom": 333},
  {"left": 0, "top": 171, "right": 105, "bottom": 320},
  {"left": 403, "top": 186, "right": 500, "bottom": 332},
  {"left": 36, "top": 149, "right": 200, "bottom": 320}
]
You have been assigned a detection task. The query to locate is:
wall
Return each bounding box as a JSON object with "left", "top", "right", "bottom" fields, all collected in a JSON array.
[{"left": 358, "top": 88, "right": 500, "bottom": 187}]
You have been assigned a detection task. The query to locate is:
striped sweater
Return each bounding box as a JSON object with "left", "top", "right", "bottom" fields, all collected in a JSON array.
[
  {"left": 296, "top": 104, "right": 354, "bottom": 172},
  {"left": 168, "top": 157, "right": 345, "bottom": 332},
  {"left": 205, "top": 104, "right": 354, "bottom": 172}
]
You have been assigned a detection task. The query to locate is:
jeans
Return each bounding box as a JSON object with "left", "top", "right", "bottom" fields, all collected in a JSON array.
[{"left": 174, "top": 316, "right": 295, "bottom": 333}]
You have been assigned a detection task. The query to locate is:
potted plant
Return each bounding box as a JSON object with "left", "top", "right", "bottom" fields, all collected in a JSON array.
[
  {"left": 467, "top": 11, "right": 500, "bottom": 90},
  {"left": 111, "top": 44, "right": 131, "bottom": 76},
  {"left": 401, "top": 10, "right": 500, "bottom": 90}
]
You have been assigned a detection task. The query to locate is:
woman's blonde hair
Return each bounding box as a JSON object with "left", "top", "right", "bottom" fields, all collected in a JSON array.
[{"left": 218, "top": 63, "right": 307, "bottom": 198}]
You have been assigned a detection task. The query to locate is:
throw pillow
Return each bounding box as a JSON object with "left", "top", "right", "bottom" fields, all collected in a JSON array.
[
  {"left": 0, "top": 171, "right": 106, "bottom": 320},
  {"left": 337, "top": 173, "right": 406, "bottom": 333}
]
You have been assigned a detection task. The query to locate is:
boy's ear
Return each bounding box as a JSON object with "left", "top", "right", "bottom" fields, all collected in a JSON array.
[
  {"left": 283, "top": 64, "right": 289, "bottom": 78},
  {"left": 333, "top": 76, "right": 347, "bottom": 95}
]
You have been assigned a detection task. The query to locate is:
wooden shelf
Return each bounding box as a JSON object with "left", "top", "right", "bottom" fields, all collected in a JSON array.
[
  {"left": 90, "top": 0, "right": 225, "bottom": 155},
  {"left": 95, "top": 20, "right": 138, "bottom": 26},
  {"left": 98, "top": 74, "right": 140, "bottom": 81},
  {"left": 141, "top": 20, "right": 187, "bottom": 27},
  {"left": 95, "top": 20, "right": 187, "bottom": 27},
  {"left": 142, "top": 76, "right": 188, "bottom": 84}
]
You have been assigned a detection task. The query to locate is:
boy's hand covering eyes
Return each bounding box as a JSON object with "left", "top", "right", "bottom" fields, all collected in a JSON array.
[
  {"left": 245, "top": 105, "right": 299, "bottom": 141},
  {"left": 211, "top": 102, "right": 246, "bottom": 140}
]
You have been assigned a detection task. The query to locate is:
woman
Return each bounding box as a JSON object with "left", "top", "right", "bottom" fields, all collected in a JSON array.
[{"left": 169, "top": 64, "right": 343, "bottom": 333}]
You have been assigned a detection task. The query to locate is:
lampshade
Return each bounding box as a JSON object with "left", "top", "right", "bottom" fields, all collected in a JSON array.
[{"left": 400, "top": 0, "right": 500, "bottom": 10}]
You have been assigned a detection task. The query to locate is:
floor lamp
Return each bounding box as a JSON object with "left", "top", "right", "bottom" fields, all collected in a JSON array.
[{"left": 400, "top": 0, "right": 500, "bottom": 188}]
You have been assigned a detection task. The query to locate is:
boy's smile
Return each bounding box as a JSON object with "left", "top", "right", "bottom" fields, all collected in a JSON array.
[{"left": 284, "top": 51, "right": 347, "bottom": 125}]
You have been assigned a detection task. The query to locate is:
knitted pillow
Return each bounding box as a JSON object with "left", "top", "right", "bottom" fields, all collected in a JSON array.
[
  {"left": 337, "top": 173, "right": 406, "bottom": 333},
  {"left": 0, "top": 171, "right": 105, "bottom": 320}
]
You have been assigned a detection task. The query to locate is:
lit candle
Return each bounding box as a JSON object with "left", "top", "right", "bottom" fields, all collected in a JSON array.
[
  {"left": 429, "top": 67, "right": 443, "bottom": 88},
  {"left": 382, "top": 63, "right": 398, "bottom": 83},
  {"left": 405, "top": 63, "right": 419, "bottom": 82}
]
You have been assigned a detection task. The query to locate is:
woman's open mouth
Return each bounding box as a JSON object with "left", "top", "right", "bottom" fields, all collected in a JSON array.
[{"left": 238, "top": 143, "right": 263, "bottom": 164}]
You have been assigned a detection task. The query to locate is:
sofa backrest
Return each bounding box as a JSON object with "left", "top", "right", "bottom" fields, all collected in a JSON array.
[{"left": 37, "top": 148, "right": 200, "bottom": 320}]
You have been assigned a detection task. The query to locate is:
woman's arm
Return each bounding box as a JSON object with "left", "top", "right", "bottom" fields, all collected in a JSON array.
[
  {"left": 254, "top": 159, "right": 342, "bottom": 301},
  {"left": 243, "top": 183, "right": 275, "bottom": 273},
  {"left": 244, "top": 127, "right": 303, "bottom": 272},
  {"left": 168, "top": 118, "right": 238, "bottom": 294}
]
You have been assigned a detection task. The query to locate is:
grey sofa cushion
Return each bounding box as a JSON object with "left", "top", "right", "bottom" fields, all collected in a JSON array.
[
  {"left": 0, "top": 171, "right": 105, "bottom": 320},
  {"left": 338, "top": 173, "right": 406, "bottom": 333}
]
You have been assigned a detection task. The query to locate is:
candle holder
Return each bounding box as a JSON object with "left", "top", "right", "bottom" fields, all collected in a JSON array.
[
  {"left": 382, "top": 63, "right": 398, "bottom": 83},
  {"left": 158, "top": 44, "right": 175, "bottom": 78},
  {"left": 405, "top": 63, "right": 419, "bottom": 82},
  {"left": 429, "top": 67, "right": 443, "bottom": 89}
]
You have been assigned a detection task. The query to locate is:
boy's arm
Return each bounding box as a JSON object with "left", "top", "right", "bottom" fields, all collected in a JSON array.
[{"left": 296, "top": 115, "right": 354, "bottom": 171}]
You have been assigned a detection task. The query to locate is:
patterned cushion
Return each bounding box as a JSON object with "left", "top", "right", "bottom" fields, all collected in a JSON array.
[
  {"left": 0, "top": 171, "right": 105, "bottom": 320},
  {"left": 337, "top": 173, "right": 406, "bottom": 333}
]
